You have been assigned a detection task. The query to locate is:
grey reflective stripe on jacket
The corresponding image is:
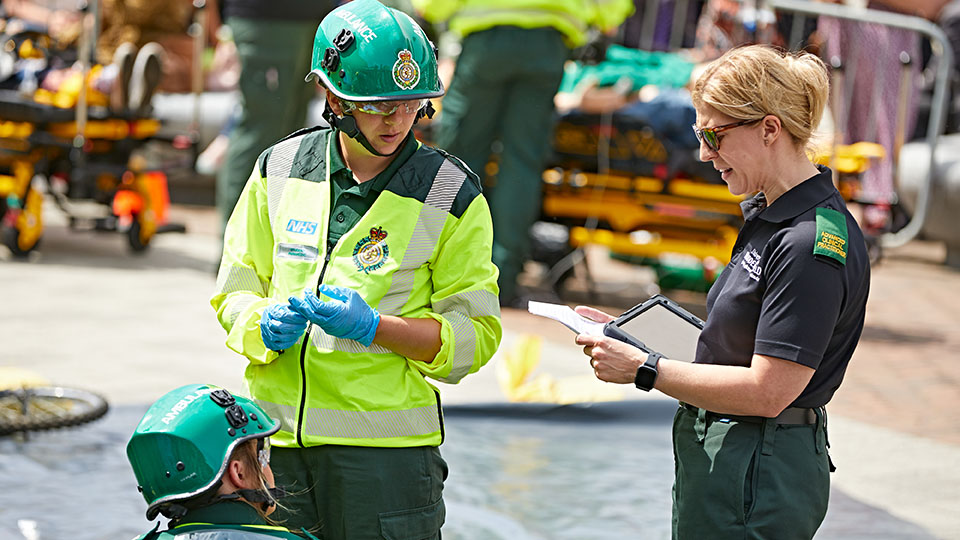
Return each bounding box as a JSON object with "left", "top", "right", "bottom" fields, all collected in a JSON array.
[
  {"left": 266, "top": 135, "right": 307, "bottom": 229},
  {"left": 255, "top": 399, "right": 441, "bottom": 440}
]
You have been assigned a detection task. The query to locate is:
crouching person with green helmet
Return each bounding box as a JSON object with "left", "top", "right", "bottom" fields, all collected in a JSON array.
[
  {"left": 126, "top": 384, "right": 318, "bottom": 539},
  {"left": 210, "top": 0, "right": 502, "bottom": 538}
]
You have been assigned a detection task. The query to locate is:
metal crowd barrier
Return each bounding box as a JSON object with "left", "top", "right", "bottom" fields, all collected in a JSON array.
[
  {"left": 765, "top": 0, "right": 953, "bottom": 249},
  {"left": 629, "top": 0, "right": 953, "bottom": 249}
]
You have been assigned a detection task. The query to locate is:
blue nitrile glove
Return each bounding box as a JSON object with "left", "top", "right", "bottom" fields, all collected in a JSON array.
[
  {"left": 288, "top": 284, "right": 380, "bottom": 347},
  {"left": 260, "top": 303, "right": 309, "bottom": 351}
]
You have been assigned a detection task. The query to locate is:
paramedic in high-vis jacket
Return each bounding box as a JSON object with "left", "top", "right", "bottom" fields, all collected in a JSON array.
[{"left": 210, "top": 1, "right": 502, "bottom": 537}]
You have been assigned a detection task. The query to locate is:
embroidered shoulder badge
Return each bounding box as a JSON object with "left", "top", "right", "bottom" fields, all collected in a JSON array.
[
  {"left": 354, "top": 226, "right": 390, "bottom": 274},
  {"left": 392, "top": 49, "right": 420, "bottom": 90},
  {"left": 813, "top": 207, "right": 847, "bottom": 265}
]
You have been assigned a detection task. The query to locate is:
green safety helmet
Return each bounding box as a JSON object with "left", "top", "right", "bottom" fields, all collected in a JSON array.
[
  {"left": 305, "top": 0, "right": 443, "bottom": 102},
  {"left": 126, "top": 384, "right": 280, "bottom": 520}
]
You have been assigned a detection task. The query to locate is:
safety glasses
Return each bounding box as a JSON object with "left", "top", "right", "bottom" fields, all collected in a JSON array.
[
  {"left": 692, "top": 119, "right": 760, "bottom": 152},
  {"left": 342, "top": 98, "right": 428, "bottom": 116},
  {"left": 256, "top": 437, "right": 271, "bottom": 468}
]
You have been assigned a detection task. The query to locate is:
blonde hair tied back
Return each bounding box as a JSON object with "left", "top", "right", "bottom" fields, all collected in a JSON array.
[{"left": 691, "top": 45, "right": 829, "bottom": 150}]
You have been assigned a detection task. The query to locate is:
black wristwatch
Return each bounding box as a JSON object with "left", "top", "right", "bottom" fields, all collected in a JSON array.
[{"left": 634, "top": 352, "right": 663, "bottom": 391}]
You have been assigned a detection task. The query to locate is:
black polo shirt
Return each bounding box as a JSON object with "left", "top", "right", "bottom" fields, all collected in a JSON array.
[{"left": 695, "top": 166, "right": 870, "bottom": 408}]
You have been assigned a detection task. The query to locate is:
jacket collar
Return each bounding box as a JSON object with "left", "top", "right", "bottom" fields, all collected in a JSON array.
[
  {"left": 325, "top": 129, "right": 416, "bottom": 188},
  {"left": 176, "top": 500, "right": 266, "bottom": 527}
]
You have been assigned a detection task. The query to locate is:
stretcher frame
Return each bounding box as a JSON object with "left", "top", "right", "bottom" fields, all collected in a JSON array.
[
  {"left": 536, "top": 0, "right": 953, "bottom": 296},
  {"left": 0, "top": 0, "right": 208, "bottom": 256}
]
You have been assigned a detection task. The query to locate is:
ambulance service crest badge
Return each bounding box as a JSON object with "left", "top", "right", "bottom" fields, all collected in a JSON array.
[
  {"left": 354, "top": 226, "right": 390, "bottom": 273},
  {"left": 392, "top": 49, "right": 419, "bottom": 90}
]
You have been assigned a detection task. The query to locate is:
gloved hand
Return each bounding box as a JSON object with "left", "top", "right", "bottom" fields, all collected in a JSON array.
[
  {"left": 260, "top": 303, "right": 309, "bottom": 351},
  {"left": 288, "top": 284, "right": 380, "bottom": 347}
]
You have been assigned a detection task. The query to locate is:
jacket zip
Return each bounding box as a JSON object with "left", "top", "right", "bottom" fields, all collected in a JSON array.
[{"left": 295, "top": 249, "right": 332, "bottom": 447}]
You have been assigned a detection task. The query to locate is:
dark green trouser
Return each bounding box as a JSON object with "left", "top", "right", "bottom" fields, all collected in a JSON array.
[
  {"left": 216, "top": 17, "right": 321, "bottom": 233},
  {"left": 672, "top": 406, "right": 831, "bottom": 540},
  {"left": 270, "top": 445, "right": 448, "bottom": 540},
  {"left": 435, "top": 26, "right": 569, "bottom": 302}
]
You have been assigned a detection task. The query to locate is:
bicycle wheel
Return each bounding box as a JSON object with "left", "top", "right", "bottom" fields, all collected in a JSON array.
[{"left": 0, "top": 386, "right": 109, "bottom": 435}]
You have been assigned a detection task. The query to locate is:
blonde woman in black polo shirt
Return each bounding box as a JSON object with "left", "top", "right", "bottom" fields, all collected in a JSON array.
[{"left": 576, "top": 44, "right": 870, "bottom": 540}]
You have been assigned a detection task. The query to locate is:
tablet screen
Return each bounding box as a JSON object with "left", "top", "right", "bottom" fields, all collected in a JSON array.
[{"left": 616, "top": 302, "right": 702, "bottom": 363}]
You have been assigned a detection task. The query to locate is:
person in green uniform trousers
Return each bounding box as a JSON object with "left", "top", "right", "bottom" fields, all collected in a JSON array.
[
  {"left": 576, "top": 45, "right": 870, "bottom": 539},
  {"left": 215, "top": 0, "right": 336, "bottom": 235},
  {"left": 127, "top": 383, "right": 317, "bottom": 539},
  {"left": 211, "top": 1, "right": 502, "bottom": 537},
  {"left": 411, "top": 0, "right": 634, "bottom": 305}
]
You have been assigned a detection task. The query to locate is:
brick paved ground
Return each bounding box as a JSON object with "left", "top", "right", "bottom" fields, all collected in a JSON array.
[
  {"left": 827, "top": 241, "right": 960, "bottom": 446},
  {"left": 513, "top": 238, "right": 960, "bottom": 447}
]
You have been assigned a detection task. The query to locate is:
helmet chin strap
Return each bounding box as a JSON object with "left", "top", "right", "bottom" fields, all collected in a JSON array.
[{"left": 322, "top": 101, "right": 402, "bottom": 158}]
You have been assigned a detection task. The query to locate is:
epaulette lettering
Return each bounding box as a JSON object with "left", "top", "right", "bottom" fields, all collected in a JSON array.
[{"left": 813, "top": 207, "right": 847, "bottom": 266}]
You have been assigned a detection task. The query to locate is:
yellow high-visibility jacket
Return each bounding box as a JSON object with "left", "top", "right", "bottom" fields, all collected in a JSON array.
[
  {"left": 412, "top": 0, "right": 635, "bottom": 48},
  {"left": 211, "top": 128, "right": 502, "bottom": 449}
]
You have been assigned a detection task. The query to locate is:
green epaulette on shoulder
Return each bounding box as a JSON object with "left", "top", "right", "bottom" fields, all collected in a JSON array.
[{"left": 813, "top": 207, "right": 848, "bottom": 265}]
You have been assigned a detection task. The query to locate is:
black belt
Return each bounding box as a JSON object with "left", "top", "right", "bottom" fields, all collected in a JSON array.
[{"left": 680, "top": 402, "right": 818, "bottom": 425}]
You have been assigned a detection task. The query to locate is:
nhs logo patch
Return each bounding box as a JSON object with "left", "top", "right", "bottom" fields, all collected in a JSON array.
[{"left": 286, "top": 219, "right": 318, "bottom": 235}]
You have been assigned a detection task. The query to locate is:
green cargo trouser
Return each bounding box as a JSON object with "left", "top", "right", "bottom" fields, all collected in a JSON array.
[
  {"left": 435, "top": 26, "right": 569, "bottom": 302},
  {"left": 270, "top": 445, "right": 447, "bottom": 540},
  {"left": 672, "top": 405, "right": 831, "bottom": 540},
  {"left": 216, "top": 17, "right": 320, "bottom": 233}
]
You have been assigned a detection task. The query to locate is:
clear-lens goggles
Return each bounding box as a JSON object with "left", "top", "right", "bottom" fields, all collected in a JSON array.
[
  {"left": 343, "top": 98, "right": 428, "bottom": 116},
  {"left": 692, "top": 119, "right": 760, "bottom": 152},
  {"left": 256, "top": 437, "right": 271, "bottom": 468}
]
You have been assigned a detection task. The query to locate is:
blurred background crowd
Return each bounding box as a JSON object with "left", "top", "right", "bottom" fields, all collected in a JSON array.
[{"left": 1, "top": 0, "right": 959, "bottom": 304}]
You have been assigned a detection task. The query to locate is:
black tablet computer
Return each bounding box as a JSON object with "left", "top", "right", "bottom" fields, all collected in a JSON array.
[{"left": 602, "top": 295, "right": 704, "bottom": 363}]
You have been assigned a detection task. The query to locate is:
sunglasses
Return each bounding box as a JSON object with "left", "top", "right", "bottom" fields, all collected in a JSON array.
[
  {"left": 692, "top": 119, "right": 760, "bottom": 152},
  {"left": 341, "top": 98, "right": 428, "bottom": 116},
  {"left": 256, "top": 437, "right": 271, "bottom": 468}
]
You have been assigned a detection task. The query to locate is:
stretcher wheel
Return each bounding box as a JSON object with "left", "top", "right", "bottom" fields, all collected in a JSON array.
[
  {"left": 127, "top": 218, "right": 148, "bottom": 252},
  {"left": 2, "top": 226, "right": 40, "bottom": 257},
  {"left": 2, "top": 187, "right": 43, "bottom": 257},
  {"left": 126, "top": 211, "right": 157, "bottom": 253}
]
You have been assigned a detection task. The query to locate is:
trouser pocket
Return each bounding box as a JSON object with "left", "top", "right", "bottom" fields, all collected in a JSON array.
[
  {"left": 743, "top": 423, "right": 830, "bottom": 540},
  {"left": 379, "top": 498, "right": 445, "bottom": 540},
  {"left": 672, "top": 408, "right": 760, "bottom": 539}
]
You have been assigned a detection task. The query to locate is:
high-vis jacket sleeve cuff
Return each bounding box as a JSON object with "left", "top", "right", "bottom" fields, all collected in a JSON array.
[{"left": 223, "top": 299, "right": 282, "bottom": 365}]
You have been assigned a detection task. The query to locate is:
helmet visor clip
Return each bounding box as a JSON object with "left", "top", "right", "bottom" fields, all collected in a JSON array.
[
  {"left": 225, "top": 404, "right": 249, "bottom": 429},
  {"left": 333, "top": 29, "right": 355, "bottom": 52},
  {"left": 322, "top": 47, "right": 340, "bottom": 72}
]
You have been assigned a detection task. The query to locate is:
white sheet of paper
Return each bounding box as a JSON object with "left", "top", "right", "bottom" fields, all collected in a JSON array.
[{"left": 527, "top": 301, "right": 604, "bottom": 336}]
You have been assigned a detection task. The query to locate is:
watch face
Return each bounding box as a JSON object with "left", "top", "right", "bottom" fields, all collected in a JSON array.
[{"left": 634, "top": 354, "right": 661, "bottom": 391}]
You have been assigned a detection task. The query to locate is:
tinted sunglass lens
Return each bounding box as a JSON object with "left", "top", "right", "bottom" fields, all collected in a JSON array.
[{"left": 704, "top": 130, "right": 719, "bottom": 151}]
